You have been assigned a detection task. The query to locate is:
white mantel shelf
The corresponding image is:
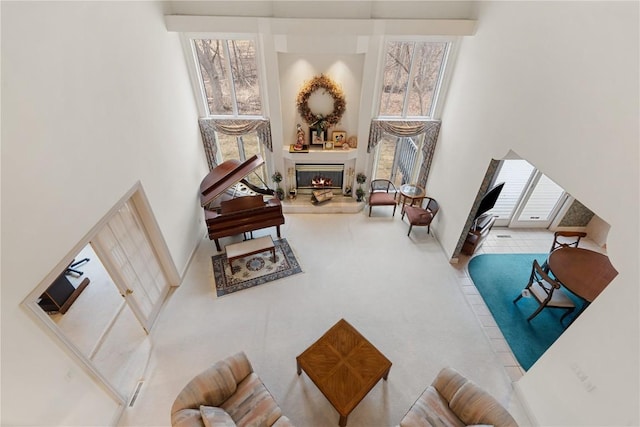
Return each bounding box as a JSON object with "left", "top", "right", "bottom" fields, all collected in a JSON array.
[{"left": 282, "top": 146, "right": 359, "bottom": 162}]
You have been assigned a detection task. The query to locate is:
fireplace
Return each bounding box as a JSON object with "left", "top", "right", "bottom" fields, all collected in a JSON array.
[{"left": 295, "top": 164, "right": 344, "bottom": 194}]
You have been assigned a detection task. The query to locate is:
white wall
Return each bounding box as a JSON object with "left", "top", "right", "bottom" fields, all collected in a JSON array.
[
  {"left": 278, "top": 53, "right": 364, "bottom": 146},
  {"left": 1, "top": 1, "right": 205, "bottom": 425},
  {"left": 429, "top": 1, "right": 639, "bottom": 424}
]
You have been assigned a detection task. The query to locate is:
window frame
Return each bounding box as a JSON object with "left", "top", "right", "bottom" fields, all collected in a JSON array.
[
  {"left": 372, "top": 36, "right": 458, "bottom": 184},
  {"left": 376, "top": 36, "right": 458, "bottom": 120},
  {"left": 187, "top": 35, "right": 266, "bottom": 119},
  {"left": 181, "top": 33, "right": 269, "bottom": 167}
]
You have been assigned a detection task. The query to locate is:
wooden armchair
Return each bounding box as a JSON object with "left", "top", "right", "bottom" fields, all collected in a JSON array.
[
  {"left": 402, "top": 197, "right": 439, "bottom": 236},
  {"left": 368, "top": 179, "right": 398, "bottom": 217}
]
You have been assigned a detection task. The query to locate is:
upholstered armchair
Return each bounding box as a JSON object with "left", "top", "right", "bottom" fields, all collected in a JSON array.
[
  {"left": 402, "top": 197, "right": 439, "bottom": 236},
  {"left": 399, "top": 367, "right": 518, "bottom": 427},
  {"left": 368, "top": 179, "right": 398, "bottom": 217},
  {"left": 171, "top": 352, "right": 293, "bottom": 427}
]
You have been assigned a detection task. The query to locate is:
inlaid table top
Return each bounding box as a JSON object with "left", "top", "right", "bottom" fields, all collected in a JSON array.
[{"left": 296, "top": 318, "right": 392, "bottom": 427}]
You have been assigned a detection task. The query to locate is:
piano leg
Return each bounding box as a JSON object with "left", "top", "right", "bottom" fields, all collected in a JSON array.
[
  {"left": 276, "top": 226, "right": 281, "bottom": 238},
  {"left": 214, "top": 238, "right": 222, "bottom": 252}
]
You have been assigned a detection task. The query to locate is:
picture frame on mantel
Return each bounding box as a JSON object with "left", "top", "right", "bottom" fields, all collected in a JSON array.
[
  {"left": 331, "top": 131, "right": 347, "bottom": 147},
  {"left": 310, "top": 129, "right": 327, "bottom": 146}
]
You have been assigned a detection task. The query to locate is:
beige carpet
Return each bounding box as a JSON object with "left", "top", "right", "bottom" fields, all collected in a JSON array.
[{"left": 118, "top": 212, "right": 531, "bottom": 427}]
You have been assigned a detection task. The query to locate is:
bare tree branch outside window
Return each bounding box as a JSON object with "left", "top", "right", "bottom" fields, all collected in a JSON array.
[
  {"left": 379, "top": 41, "right": 447, "bottom": 117},
  {"left": 375, "top": 41, "right": 448, "bottom": 184},
  {"left": 194, "top": 39, "right": 262, "bottom": 116}
]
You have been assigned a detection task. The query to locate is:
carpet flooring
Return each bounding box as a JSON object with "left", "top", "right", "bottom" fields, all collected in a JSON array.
[
  {"left": 212, "top": 238, "right": 302, "bottom": 296},
  {"left": 118, "top": 215, "right": 532, "bottom": 427},
  {"left": 468, "top": 253, "right": 583, "bottom": 371}
]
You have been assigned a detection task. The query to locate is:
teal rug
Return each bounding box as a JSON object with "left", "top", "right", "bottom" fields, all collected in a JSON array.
[{"left": 468, "top": 253, "right": 583, "bottom": 371}]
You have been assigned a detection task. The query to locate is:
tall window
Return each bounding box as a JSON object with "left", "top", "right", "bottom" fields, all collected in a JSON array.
[
  {"left": 379, "top": 41, "right": 448, "bottom": 118},
  {"left": 192, "top": 39, "right": 267, "bottom": 185},
  {"left": 193, "top": 39, "right": 262, "bottom": 117},
  {"left": 374, "top": 41, "right": 449, "bottom": 185}
]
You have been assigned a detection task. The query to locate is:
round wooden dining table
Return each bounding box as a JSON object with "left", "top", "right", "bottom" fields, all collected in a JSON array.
[{"left": 547, "top": 247, "right": 618, "bottom": 302}]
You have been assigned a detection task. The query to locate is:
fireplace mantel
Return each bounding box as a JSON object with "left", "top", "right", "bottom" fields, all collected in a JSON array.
[{"left": 282, "top": 146, "right": 358, "bottom": 162}]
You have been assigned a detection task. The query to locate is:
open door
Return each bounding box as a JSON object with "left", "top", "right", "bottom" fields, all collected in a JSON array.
[{"left": 91, "top": 198, "right": 171, "bottom": 333}]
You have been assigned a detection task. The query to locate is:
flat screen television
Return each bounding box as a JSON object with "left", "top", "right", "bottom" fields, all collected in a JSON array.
[{"left": 475, "top": 182, "right": 505, "bottom": 220}]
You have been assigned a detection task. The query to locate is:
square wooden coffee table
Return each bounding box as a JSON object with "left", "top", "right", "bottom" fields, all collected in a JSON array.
[{"left": 296, "top": 318, "right": 392, "bottom": 426}]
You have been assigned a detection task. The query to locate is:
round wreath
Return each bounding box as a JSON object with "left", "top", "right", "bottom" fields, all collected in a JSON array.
[{"left": 296, "top": 74, "right": 346, "bottom": 129}]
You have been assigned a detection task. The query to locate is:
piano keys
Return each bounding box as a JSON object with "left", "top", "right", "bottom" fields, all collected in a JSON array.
[{"left": 200, "top": 154, "right": 285, "bottom": 251}]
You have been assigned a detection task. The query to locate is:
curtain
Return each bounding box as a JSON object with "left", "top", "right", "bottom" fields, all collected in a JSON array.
[
  {"left": 198, "top": 118, "right": 273, "bottom": 170},
  {"left": 367, "top": 119, "right": 441, "bottom": 188}
]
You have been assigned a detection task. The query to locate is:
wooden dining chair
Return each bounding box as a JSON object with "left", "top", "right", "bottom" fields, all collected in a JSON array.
[
  {"left": 543, "top": 231, "right": 588, "bottom": 272},
  {"left": 513, "top": 259, "right": 575, "bottom": 324},
  {"left": 549, "top": 231, "right": 587, "bottom": 252},
  {"left": 368, "top": 179, "right": 398, "bottom": 217}
]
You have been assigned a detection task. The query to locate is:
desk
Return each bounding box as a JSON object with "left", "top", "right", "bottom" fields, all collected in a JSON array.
[
  {"left": 399, "top": 184, "right": 425, "bottom": 214},
  {"left": 548, "top": 247, "right": 617, "bottom": 303}
]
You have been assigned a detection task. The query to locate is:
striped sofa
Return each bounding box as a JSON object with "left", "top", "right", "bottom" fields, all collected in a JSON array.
[
  {"left": 399, "top": 367, "right": 518, "bottom": 427},
  {"left": 171, "top": 352, "right": 293, "bottom": 427}
]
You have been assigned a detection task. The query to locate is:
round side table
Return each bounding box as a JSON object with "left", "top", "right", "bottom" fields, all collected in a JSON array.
[{"left": 399, "top": 184, "right": 425, "bottom": 215}]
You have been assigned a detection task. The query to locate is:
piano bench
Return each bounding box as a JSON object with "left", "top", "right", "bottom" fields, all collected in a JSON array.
[{"left": 226, "top": 236, "right": 276, "bottom": 270}]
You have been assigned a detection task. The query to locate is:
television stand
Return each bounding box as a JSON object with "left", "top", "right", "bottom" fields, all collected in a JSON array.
[{"left": 462, "top": 213, "right": 496, "bottom": 256}]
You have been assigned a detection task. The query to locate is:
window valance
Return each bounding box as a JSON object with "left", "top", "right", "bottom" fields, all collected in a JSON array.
[
  {"left": 367, "top": 119, "right": 441, "bottom": 187},
  {"left": 198, "top": 118, "right": 273, "bottom": 169}
]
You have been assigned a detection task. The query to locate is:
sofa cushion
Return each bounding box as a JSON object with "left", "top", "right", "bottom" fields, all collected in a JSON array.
[
  {"left": 449, "top": 382, "right": 517, "bottom": 427},
  {"left": 400, "top": 385, "right": 465, "bottom": 427},
  {"left": 200, "top": 406, "right": 236, "bottom": 427},
  {"left": 172, "top": 408, "right": 206, "bottom": 427},
  {"left": 221, "top": 373, "right": 283, "bottom": 427}
]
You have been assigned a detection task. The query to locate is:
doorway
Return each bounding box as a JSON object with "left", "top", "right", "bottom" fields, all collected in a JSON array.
[
  {"left": 24, "top": 183, "right": 179, "bottom": 408},
  {"left": 373, "top": 133, "right": 424, "bottom": 187},
  {"left": 45, "top": 243, "right": 151, "bottom": 399}
]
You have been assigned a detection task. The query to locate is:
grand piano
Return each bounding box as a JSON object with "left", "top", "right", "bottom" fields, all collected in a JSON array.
[{"left": 200, "top": 154, "right": 285, "bottom": 251}]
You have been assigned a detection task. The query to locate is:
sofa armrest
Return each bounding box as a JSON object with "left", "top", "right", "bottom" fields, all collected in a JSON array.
[
  {"left": 171, "top": 352, "right": 254, "bottom": 416},
  {"left": 433, "top": 368, "right": 518, "bottom": 427},
  {"left": 449, "top": 382, "right": 518, "bottom": 427}
]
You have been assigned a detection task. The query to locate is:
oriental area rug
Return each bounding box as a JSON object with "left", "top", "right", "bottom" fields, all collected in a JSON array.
[
  {"left": 212, "top": 238, "right": 302, "bottom": 297},
  {"left": 468, "top": 253, "right": 583, "bottom": 371}
]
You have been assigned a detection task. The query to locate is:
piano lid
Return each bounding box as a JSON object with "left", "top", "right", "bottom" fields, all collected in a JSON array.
[{"left": 200, "top": 154, "right": 265, "bottom": 207}]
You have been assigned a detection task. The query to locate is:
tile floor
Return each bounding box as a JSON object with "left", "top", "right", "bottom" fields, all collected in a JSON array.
[{"left": 452, "top": 227, "right": 605, "bottom": 381}]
